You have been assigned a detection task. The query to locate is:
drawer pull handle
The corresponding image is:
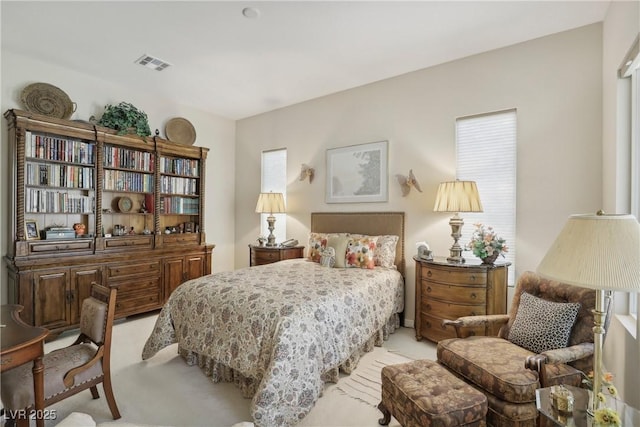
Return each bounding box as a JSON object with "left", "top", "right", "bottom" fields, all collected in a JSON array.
[
  {"left": 425, "top": 304, "right": 431, "bottom": 311},
  {"left": 426, "top": 271, "right": 432, "bottom": 278},
  {"left": 426, "top": 286, "right": 432, "bottom": 293},
  {"left": 425, "top": 321, "right": 431, "bottom": 328},
  {"left": 470, "top": 293, "right": 477, "bottom": 299},
  {"left": 470, "top": 275, "right": 476, "bottom": 281}
]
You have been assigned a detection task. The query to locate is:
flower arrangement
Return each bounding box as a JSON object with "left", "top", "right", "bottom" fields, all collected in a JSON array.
[
  {"left": 582, "top": 371, "right": 621, "bottom": 426},
  {"left": 467, "top": 223, "right": 508, "bottom": 260}
]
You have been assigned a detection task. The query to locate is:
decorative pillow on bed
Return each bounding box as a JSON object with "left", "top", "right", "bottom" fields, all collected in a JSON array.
[
  {"left": 308, "top": 233, "right": 330, "bottom": 262},
  {"left": 349, "top": 234, "right": 399, "bottom": 268},
  {"left": 319, "top": 246, "right": 336, "bottom": 268},
  {"left": 308, "top": 233, "right": 349, "bottom": 262},
  {"left": 374, "top": 235, "right": 399, "bottom": 268},
  {"left": 326, "top": 235, "right": 350, "bottom": 268},
  {"left": 507, "top": 292, "right": 580, "bottom": 354},
  {"left": 345, "top": 236, "right": 376, "bottom": 269}
]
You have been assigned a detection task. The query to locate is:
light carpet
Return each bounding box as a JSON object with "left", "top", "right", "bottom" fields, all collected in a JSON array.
[
  {"left": 334, "top": 349, "right": 412, "bottom": 407},
  {"left": 15, "top": 313, "right": 436, "bottom": 427}
]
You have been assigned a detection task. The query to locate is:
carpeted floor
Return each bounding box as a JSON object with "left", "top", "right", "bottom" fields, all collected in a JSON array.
[{"left": 17, "top": 312, "right": 437, "bottom": 427}]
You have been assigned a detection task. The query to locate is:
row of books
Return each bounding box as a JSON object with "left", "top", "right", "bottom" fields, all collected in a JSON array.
[
  {"left": 25, "top": 131, "right": 95, "bottom": 164},
  {"left": 103, "top": 145, "right": 155, "bottom": 172},
  {"left": 104, "top": 170, "right": 154, "bottom": 193},
  {"left": 160, "top": 196, "right": 199, "bottom": 214},
  {"left": 160, "top": 176, "right": 198, "bottom": 195},
  {"left": 26, "top": 189, "right": 94, "bottom": 213},
  {"left": 160, "top": 157, "right": 199, "bottom": 177},
  {"left": 26, "top": 162, "right": 94, "bottom": 189}
]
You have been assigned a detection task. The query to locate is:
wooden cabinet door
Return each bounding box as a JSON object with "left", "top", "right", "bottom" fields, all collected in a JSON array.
[
  {"left": 163, "top": 256, "right": 186, "bottom": 301},
  {"left": 185, "top": 254, "right": 204, "bottom": 281},
  {"left": 33, "top": 268, "right": 70, "bottom": 329},
  {"left": 70, "top": 265, "right": 103, "bottom": 324}
]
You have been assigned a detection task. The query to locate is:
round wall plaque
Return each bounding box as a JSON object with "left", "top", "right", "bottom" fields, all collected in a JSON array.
[{"left": 117, "top": 196, "right": 133, "bottom": 213}]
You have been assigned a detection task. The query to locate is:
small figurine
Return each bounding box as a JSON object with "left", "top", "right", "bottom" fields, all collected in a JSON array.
[{"left": 128, "top": 226, "right": 136, "bottom": 235}]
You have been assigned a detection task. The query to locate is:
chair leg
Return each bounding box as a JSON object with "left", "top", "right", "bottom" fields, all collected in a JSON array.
[
  {"left": 377, "top": 401, "right": 391, "bottom": 426},
  {"left": 102, "top": 377, "right": 121, "bottom": 420},
  {"left": 90, "top": 385, "right": 100, "bottom": 399}
]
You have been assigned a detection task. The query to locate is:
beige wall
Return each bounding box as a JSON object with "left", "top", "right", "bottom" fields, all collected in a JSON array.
[
  {"left": 236, "top": 24, "right": 603, "bottom": 327},
  {"left": 0, "top": 51, "right": 238, "bottom": 304},
  {"left": 601, "top": 0, "right": 640, "bottom": 409}
]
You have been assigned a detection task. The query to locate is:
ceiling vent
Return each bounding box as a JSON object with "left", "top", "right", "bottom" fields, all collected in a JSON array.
[{"left": 135, "top": 54, "right": 171, "bottom": 71}]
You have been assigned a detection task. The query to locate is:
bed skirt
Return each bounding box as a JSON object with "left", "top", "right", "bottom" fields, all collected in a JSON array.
[{"left": 177, "top": 312, "right": 401, "bottom": 399}]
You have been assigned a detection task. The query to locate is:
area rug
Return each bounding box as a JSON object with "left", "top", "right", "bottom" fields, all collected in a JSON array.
[{"left": 335, "top": 347, "right": 413, "bottom": 406}]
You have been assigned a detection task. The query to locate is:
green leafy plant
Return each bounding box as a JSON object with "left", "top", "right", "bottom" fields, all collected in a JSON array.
[{"left": 97, "top": 102, "right": 151, "bottom": 136}]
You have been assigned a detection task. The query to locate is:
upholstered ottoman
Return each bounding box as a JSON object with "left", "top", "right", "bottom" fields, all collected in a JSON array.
[{"left": 378, "top": 359, "right": 487, "bottom": 427}]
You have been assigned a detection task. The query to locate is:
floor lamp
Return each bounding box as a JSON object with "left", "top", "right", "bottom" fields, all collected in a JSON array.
[
  {"left": 255, "top": 192, "right": 286, "bottom": 247},
  {"left": 433, "top": 180, "right": 483, "bottom": 263},
  {"left": 537, "top": 212, "right": 640, "bottom": 415}
]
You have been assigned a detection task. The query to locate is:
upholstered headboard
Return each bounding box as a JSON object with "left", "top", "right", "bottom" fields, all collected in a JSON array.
[{"left": 310, "top": 212, "right": 405, "bottom": 277}]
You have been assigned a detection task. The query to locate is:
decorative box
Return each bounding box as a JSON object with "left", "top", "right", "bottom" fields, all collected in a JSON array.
[{"left": 43, "top": 228, "right": 76, "bottom": 239}]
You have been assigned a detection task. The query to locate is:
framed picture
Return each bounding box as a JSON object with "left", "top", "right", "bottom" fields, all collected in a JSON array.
[
  {"left": 326, "top": 140, "right": 388, "bottom": 203},
  {"left": 25, "top": 219, "right": 40, "bottom": 240}
]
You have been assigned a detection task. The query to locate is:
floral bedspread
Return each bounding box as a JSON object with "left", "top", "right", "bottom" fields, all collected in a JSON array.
[{"left": 142, "top": 259, "right": 404, "bottom": 427}]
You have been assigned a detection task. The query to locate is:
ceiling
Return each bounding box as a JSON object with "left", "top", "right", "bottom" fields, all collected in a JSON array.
[{"left": 2, "top": 1, "right": 611, "bottom": 120}]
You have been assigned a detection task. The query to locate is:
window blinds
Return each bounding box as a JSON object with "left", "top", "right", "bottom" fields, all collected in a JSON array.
[{"left": 456, "top": 109, "right": 517, "bottom": 285}]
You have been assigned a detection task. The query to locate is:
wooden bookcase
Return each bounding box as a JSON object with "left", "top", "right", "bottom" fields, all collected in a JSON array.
[{"left": 4, "top": 109, "right": 214, "bottom": 337}]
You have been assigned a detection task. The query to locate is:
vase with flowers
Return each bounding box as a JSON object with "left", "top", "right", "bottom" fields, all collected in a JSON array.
[
  {"left": 467, "top": 223, "right": 508, "bottom": 264},
  {"left": 582, "top": 370, "right": 621, "bottom": 426}
]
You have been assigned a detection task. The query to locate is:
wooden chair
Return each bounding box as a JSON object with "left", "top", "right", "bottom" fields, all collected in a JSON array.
[{"left": 1, "top": 283, "right": 121, "bottom": 426}]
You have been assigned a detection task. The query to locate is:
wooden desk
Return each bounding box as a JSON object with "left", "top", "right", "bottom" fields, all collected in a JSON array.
[{"left": 1, "top": 304, "right": 49, "bottom": 427}]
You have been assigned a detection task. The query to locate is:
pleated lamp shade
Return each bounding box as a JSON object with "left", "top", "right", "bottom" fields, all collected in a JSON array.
[
  {"left": 255, "top": 192, "right": 286, "bottom": 214},
  {"left": 433, "top": 180, "right": 483, "bottom": 213},
  {"left": 537, "top": 213, "right": 640, "bottom": 291}
]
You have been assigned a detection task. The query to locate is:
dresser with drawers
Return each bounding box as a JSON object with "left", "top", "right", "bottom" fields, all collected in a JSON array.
[{"left": 415, "top": 256, "right": 510, "bottom": 342}]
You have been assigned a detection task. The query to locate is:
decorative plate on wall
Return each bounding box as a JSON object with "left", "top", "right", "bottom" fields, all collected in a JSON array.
[
  {"left": 117, "top": 196, "right": 133, "bottom": 213},
  {"left": 21, "top": 82, "right": 75, "bottom": 119},
  {"left": 165, "top": 117, "right": 196, "bottom": 145}
]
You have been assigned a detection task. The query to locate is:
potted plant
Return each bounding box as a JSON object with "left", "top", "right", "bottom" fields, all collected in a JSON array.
[{"left": 97, "top": 102, "right": 151, "bottom": 136}]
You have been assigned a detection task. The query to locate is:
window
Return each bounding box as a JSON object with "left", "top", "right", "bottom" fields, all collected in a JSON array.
[
  {"left": 260, "top": 148, "right": 287, "bottom": 243},
  {"left": 456, "top": 110, "right": 517, "bottom": 285},
  {"left": 625, "top": 44, "right": 639, "bottom": 320}
]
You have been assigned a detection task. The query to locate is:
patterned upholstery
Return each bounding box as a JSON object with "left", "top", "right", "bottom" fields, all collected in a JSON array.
[
  {"left": 0, "top": 283, "right": 120, "bottom": 427},
  {"left": 436, "top": 271, "right": 601, "bottom": 427},
  {"left": 378, "top": 359, "right": 487, "bottom": 427}
]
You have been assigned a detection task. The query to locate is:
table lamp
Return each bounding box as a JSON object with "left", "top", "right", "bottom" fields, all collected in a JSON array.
[
  {"left": 433, "top": 180, "right": 483, "bottom": 263},
  {"left": 255, "top": 192, "right": 286, "bottom": 247},
  {"left": 537, "top": 211, "right": 640, "bottom": 415}
]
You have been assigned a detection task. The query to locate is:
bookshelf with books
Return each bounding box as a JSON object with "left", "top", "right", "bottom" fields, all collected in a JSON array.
[
  {"left": 156, "top": 143, "right": 206, "bottom": 247},
  {"left": 5, "top": 109, "right": 213, "bottom": 336}
]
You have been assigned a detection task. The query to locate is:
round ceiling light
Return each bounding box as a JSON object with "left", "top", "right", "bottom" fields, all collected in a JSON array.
[{"left": 242, "top": 7, "right": 260, "bottom": 19}]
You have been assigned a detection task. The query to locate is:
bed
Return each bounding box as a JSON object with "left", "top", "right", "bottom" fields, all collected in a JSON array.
[{"left": 142, "top": 212, "right": 405, "bottom": 427}]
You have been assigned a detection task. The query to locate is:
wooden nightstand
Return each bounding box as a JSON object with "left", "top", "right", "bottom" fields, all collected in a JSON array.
[
  {"left": 414, "top": 256, "right": 510, "bottom": 343},
  {"left": 249, "top": 245, "right": 305, "bottom": 266}
]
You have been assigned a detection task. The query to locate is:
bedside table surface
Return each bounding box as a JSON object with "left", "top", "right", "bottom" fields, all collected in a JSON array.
[{"left": 249, "top": 245, "right": 305, "bottom": 266}]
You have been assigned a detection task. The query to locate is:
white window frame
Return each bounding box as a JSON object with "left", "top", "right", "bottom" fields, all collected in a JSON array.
[
  {"left": 629, "top": 63, "right": 639, "bottom": 321},
  {"left": 456, "top": 109, "right": 517, "bottom": 286},
  {"left": 260, "top": 148, "right": 287, "bottom": 243}
]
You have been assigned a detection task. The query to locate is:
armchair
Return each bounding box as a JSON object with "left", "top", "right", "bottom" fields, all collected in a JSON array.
[{"left": 437, "top": 271, "right": 607, "bottom": 427}]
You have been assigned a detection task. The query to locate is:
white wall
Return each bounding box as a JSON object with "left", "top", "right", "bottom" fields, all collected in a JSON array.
[
  {"left": 601, "top": 0, "right": 640, "bottom": 409},
  {"left": 0, "top": 50, "right": 238, "bottom": 303},
  {"left": 236, "top": 24, "right": 603, "bottom": 327}
]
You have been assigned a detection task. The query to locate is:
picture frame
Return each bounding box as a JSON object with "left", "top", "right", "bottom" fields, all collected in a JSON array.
[
  {"left": 25, "top": 219, "right": 40, "bottom": 240},
  {"left": 326, "top": 140, "right": 388, "bottom": 203}
]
